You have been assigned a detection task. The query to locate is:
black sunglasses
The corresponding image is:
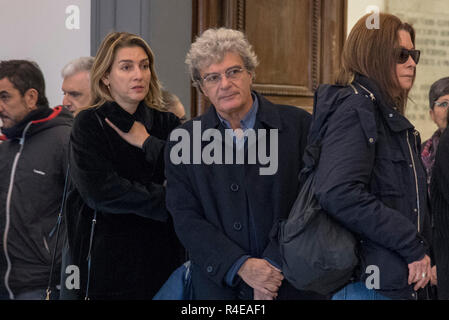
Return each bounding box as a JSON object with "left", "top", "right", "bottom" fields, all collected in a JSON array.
[{"left": 396, "top": 48, "right": 420, "bottom": 64}]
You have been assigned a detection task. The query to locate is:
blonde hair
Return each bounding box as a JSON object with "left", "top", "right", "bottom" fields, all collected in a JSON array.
[{"left": 79, "top": 32, "right": 163, "bottom": 114}]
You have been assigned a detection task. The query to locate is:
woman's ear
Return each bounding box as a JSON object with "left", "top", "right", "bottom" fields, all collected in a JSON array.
[{"left": 102, "top": 74, "right": 110, "bottom": 87}]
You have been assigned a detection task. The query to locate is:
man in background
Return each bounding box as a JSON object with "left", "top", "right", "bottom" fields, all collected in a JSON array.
[
  {"left": 0, "top": 60, "right": 72, "bottom": 299},
  {"left": 61, "top": 57, "right": 94, "bottom": 114}
]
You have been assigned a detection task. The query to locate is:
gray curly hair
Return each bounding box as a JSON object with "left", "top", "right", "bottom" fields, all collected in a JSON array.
[{"left": 185, "top": 28, "right": 259, "bottom": 87}]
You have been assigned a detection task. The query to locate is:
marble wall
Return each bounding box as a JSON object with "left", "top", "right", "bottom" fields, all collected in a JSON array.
[{"left": 387, "top": 0, "right": 449, "bottom": 141}]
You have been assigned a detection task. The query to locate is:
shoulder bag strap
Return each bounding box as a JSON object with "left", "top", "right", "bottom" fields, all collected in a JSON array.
[
  {"left": 45, "top": 153, "right": 71, "bottom": 300},
  {"left": 83, "top": 109, "right": 111, "bottom": 300}
]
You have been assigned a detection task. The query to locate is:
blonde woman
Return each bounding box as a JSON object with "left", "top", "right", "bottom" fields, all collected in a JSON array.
[{"left": 65, "top": 32, "right": 183, "bottom": 299}]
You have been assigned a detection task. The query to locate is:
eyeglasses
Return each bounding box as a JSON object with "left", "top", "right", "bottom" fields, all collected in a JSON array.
[
  {"left": 434, "top": 101, "right": 449, "bottom": 108},
  {"left": 396, "top": 48, "right": 420, "bottom": 64},
  {"left": 200, "top": 66, "right": 246, "bottom": 88}
]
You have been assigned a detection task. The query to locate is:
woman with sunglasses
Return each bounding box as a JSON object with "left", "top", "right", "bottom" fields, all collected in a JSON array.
[
  {"left": 429, "top": 78, "right": 449, "bottom": 299},
  {"left": 312, "top": 13, "right": 432, "bottom": 300}
]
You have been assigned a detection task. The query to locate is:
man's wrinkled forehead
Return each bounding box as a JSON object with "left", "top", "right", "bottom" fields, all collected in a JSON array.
[
  {"left": 198, "top": 50, "right": 242, "bottom": 70},
  {"left": 198, "top": 56, "right": 225, "bottom": 74}
]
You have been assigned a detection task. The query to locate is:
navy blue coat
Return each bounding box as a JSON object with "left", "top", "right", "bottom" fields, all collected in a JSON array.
[
  {"left": 313, "top": 75, "right": 431, "bottom": 300},
  {"left": 165, "top": 91, "right": 323, "bottom": 299}
]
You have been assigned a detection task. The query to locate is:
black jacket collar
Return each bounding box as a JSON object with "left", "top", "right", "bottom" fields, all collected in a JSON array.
[
  {"left": 2, "top": 107, "right": 53, "bottom": 139},
  {"left": 95, "top": 100, "right": 153, "bottom": 133}
]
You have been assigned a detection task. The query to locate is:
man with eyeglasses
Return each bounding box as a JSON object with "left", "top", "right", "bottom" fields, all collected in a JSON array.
[{"left": 163, "top": 28, "right": 323, "bottom": 300}]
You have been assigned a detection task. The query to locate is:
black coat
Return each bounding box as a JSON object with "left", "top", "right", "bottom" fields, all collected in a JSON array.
[
  {"left": 66, "top": 101, "right": 183, "bottom": 299},
  {"left": 313, "top": 75, "right": 431, "bottom": 300},
  {"left": 431, "top": 127, "right": 449, "bottom": 299},
  {"left": 165, "top": 91, "right": 324, "bottom": 299}
]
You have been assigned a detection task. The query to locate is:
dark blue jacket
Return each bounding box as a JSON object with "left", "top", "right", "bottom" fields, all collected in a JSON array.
[
  {"left": 165, "top": 91, "right": 324, "bottom": 299},
  {"left": 313, "top": 75, "right": 431, "bottom": 300}
]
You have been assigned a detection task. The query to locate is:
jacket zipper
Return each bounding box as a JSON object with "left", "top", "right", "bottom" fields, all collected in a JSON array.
[
  {"left": 3, "top": 122, "right": 32, "bottom": 299},
  {"left": 356, "top": 83, "right": 376, "bottom": 101},
  {"left": 406, "top": 130, "right": 420, "bottom": 232}
]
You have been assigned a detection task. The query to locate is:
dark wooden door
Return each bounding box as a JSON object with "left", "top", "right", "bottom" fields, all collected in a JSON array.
[{"left": 191, "top": 0, "right": 346, "bottom": 116}]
